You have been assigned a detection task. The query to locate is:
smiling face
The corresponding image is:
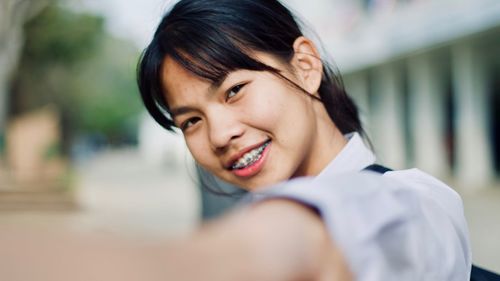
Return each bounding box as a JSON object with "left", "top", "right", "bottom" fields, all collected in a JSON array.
[{"left": 162, "top": 39, "right": 346, "bottom": 190}]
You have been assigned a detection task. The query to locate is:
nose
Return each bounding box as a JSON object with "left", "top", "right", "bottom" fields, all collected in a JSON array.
[{"left": 207, "top": 109, "right": 244, "bottom": 151}]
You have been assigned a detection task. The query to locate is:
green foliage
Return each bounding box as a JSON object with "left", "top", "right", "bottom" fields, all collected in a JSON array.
[
  {"left": 10, "top": 2, "right": 143, "bottom": 147},
  {"left": 43, "top": 142, "right": 61, "bottom": 161},
  {"left": 23, "top": 4, "right": 105, "bottom": 65},
  {"left": 72, "top": 36, "right": 142, "bottom": 142},
  {"left": 0, "top": 133, "right": 4, "bottom": 155}
]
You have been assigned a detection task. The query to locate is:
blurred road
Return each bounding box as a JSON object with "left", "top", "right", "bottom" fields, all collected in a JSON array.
[
  {"left": 73, "top": 148, "right": 201, "bottom": 238},
  {"left": 0, "top": 148, "right": 201, "bottom": 239}
]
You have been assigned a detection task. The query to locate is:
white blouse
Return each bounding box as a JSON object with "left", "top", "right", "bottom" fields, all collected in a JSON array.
[{"left": 247, "top": 133, "right": 471, "bottom": 280}]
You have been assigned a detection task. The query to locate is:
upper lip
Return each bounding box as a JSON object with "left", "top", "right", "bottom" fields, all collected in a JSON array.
[{"left": 224, "top": 139, "right": 270, "bottom": 169}]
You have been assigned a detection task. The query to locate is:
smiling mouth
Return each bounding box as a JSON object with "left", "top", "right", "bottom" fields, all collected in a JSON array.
[{"left": 231, "top": 140, "right": 271, "bottom": 170}]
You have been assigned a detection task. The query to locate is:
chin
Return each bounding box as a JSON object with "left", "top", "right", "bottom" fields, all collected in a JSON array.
[
  {"left": 239, "top": 176, "right": 288, "bottom": 192},
  {"left": 223, "top": 178, "right": 260, "bottom": 192}
]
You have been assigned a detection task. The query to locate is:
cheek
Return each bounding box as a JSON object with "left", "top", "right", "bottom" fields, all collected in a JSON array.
[
  {"left": 239, "top": 88, "right": 285, "bottom": 129},
  {"left": 185, "top": 135, "right": 212, "bottom": 167}
]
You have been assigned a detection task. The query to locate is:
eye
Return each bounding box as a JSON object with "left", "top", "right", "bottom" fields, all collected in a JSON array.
[
  {"left": 180, "top": 117, "right": 201, "bottom": 131},
  {"left": 226, "top": 83, "right": 246, "bottom": 101}
]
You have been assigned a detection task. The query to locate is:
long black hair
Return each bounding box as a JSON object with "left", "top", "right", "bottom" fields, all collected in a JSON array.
[{"left": 137, "top": 0, "right": 364, "bottom": 136}]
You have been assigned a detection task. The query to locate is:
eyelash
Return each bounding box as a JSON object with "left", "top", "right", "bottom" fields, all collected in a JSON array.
[
  {"left": 226, "top": 83, "right": 246, "bottom": 101},
  {"left": 180, "top": 117, "right": 200, "bottom": 131}
]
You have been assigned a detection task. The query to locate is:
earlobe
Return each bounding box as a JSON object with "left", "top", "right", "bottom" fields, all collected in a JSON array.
[{"left": 292, "top": 36, "right": 323, "bottom": 95}]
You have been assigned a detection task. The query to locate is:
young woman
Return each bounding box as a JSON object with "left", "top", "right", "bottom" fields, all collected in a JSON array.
[
  {"left": 0, "top": 1, "right": 473, "bottom": 280},
  {"left": 136, "top": 0, "right": 471, "bottom": 280}
]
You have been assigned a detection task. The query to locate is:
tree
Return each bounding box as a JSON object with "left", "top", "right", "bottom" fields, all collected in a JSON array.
[
  {"left": 0, "top": 0, "right": 48, "bottom": 153},
  {"left": 9, "top": 2, "right": 143, "bottom": 150}
]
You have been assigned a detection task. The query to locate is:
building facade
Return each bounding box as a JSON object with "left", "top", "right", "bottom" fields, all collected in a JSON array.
[{"left": 305, "top": 0, "right": 500, "bottom": 188}]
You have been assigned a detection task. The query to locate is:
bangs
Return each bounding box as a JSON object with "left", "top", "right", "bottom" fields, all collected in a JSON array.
[{"left": 161, "top": 22, "right": 276, "bottom": 85}]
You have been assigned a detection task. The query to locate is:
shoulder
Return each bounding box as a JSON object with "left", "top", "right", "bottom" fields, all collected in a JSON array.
[
  {"left": 382, "top": 168, "right": 465, "bottom": 224},
  {"left": 247, "top": 169, "right": 471, "bottom": 280}
]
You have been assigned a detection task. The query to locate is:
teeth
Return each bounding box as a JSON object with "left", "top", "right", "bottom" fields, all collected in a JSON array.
[{"left": 232, "top": 141, "right": 269, "bottom": 170}]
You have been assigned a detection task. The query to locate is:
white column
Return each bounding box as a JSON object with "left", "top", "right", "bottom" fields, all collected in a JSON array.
[
  {"left": 370, "top": 64, "right": 406, "bottom": 169},
  {"left": 407, "top": 54, "right": 449, "bottom": 178},
  {"left": 343, "top": 72, "right": 371, "bottom": 135},
  {"left": 452, "top": 42, "right": 494, "bottom": 188}
]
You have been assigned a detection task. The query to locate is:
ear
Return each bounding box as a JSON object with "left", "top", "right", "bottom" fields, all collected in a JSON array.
[{"left": 291, "top": 36, "right": 323, "bottom": 95}]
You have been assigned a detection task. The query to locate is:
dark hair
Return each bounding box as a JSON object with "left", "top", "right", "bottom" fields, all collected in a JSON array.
[{"left": 138, "top": 0, "right": 363, "bottom": 136}]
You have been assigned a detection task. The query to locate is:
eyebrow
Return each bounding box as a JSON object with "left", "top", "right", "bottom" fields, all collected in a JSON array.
[{"left": 170, "top": 106, "right": 197, "bottom": 119}]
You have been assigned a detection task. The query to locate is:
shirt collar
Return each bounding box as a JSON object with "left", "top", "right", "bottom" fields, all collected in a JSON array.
[{"left": 314, "top": 132, "right": 376, "bottom": 181}]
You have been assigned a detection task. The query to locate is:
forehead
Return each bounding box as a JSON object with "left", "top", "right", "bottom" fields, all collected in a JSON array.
[{"left": 162, "top": 56, "right": 212, "bottom": 106}]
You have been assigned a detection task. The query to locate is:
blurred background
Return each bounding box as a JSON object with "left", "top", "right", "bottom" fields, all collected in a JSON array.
[{"left": 0, "top": 0, "right": 499, "bottom": 272}]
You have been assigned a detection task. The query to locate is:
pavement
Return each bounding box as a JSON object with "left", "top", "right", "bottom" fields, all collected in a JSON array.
[
  {"left": 0, "top": 148, "right": 499, "bottom": 272},
  {"left": 0, "top": 148, "right": 201, "bottom": 239}
]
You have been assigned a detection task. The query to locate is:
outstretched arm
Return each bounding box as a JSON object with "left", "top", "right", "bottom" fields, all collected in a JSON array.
[
  {"left": 164, "top": 199, "right": 352, "bottom": 281},
  {"left": 0, "top": 199, "right": 352, "bottom": 281}
]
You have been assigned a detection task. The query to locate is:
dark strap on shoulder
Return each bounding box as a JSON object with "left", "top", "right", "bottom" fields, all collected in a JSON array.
[
  {"left": 471, "top": 265, "right": 500, "bottom": 281},
  {"left": 362, "top": 164, "right": 393, "bottom": 174},
  {"left": 363, "top": 164, "right": 500, "bottom": 280}
]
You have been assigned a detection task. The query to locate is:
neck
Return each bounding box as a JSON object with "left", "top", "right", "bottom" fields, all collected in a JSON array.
[{"left": 293, "top": 103, "right": 348, "bottom": 178}]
